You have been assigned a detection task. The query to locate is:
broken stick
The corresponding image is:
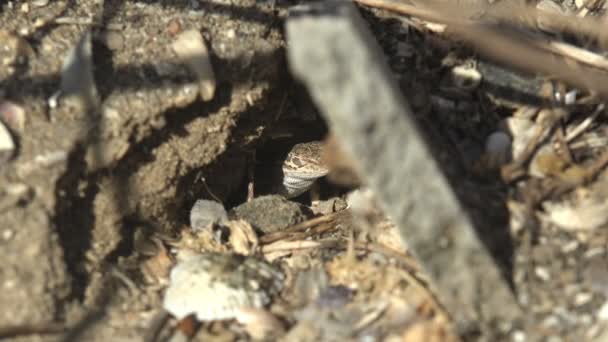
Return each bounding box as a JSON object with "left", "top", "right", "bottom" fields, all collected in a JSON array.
[{"left": 286, "top": 0, "right": 522, "bottom": 334}]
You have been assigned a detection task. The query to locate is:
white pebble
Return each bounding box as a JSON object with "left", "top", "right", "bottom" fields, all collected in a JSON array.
[
  {"left": 0, "top": 119, "right": 15, "bottom": 164},
  {"left": 598, "top": 301, "right": 608, "bottom": 320},
  {"left": 564, "top": 90, "right": 577, "bottom": 105}
]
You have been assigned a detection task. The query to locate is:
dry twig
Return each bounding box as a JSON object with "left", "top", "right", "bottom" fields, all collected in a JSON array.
[
  {"left": 353, "top": 0, "right": 608, "bottom": 98},
  {"left": 260, "top": 210, "right": 346, "bottom": 244}
]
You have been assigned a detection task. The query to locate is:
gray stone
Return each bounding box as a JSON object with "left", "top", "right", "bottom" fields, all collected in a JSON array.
[
  {"left": 190, "top": 199, "right": 228, "bottom": 231},
  {"left": 286, "top": 0, "right": 521, "bottom": 332}
]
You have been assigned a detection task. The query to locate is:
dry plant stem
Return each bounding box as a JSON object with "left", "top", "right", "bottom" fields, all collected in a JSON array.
[
  {"left": 110, "top": 267, "right": 139, "bottom": 295},
  {"left": 549, "top": 149, "right": 608, "bottom": 197},
  {"left": 276, "top": 222, "right": 337, "bottom": 243},
  {"left": 261, "top": 240, "right": 326, "bottom": 253},
  {"left": 357, "top": 0, "right": 608, "bottom": 55},
  {"left": 260, "top": 211, "right": 345, "bottom": 244},
  {"left": 143, "top": 311, "right": 171, "bottom": 342},
  {"left": 566, "top": 105, "right": 603, "bottom": 142},
  {"left": 519, "top": 149, "right": 608, "bottom": 212},
  {"left": 199, "top": 176, "right": 222, "bottom": 203},
  {"left": 396, "top": 267, "right": 454, "bottom": 329},
  {"left": 501, "top": 121, "right": 555, "bottom": 183},
  {"left": 263, "top": 235, "right": 449, "bottom": 328},
  {"left": 577, "top": 0, "right": 606, "bottom": 17},
  {"left": 274, "top": 91, "right": 288, "bottom": 121},
  {"left": 307, "top": 221, "right": 337, "bottom": 237},
  {"left": 354, "top": 0, "right": 456, "bottom": 24},
  {"left": 353, "top": 0, "right": 608, "bottom": 98},
  {"left": 539, "top": 40, "right": 608, "bottom": 71},
  {"left": 354, "top": 241, "right": 421, "bottom": 274},
  {"left": 247, "top": 152, "right": 255, "bottom": 202},
  {"left": 555, "top": 126, "right": 573, "bottom": 164},
  {"left": 349, "top": 242, "right": 450, "bottom": 330},
  {"left": 570, "top": 137, "right": 608, "bottom": 150},
  {"left": 445, "top": 23, "right": 608, "bottom": 99},
  {"left": 352, "top": 302, "right": 388, "bottom": 333}
]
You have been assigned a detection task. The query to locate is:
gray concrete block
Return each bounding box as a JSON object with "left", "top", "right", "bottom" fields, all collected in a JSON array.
[{"left": 286, "top": 0, "right": 522, "bottom": 333}]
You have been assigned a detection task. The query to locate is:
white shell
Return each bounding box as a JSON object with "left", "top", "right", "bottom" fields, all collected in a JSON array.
[{"left": 163, "top": 253, "right": 283, "bottom": 321}]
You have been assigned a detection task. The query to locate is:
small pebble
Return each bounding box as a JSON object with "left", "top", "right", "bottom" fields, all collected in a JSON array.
[
  {"left": 2, "top": 229, "right": 14, "bottom": 241},
  {"left": 512, "top": 330, "right": 526, "bottom": 342},
  {"left": 0, "top": 119, "right": 15, "bottom": 164},
  {"left": 564, "top": 90, "right": 577, "bottom": 105},
  {"left": 574, "top": 292, "right": 593, "bottom": 306},
  {"left": 485, "top": 131, "right": 512, "bottom": 166},
  {"left": 190, "top": 199, "right": 227, "bottom": 231},
  {"left": 167, "top": 19, "right": 182, "bottom": 36},
  {"left": 316, "top": 285, "right": 354, "bottom": 309},
  {"left": 31, "top": 0, "right": 50, "bottom": 7},
  {"left": 100, "top": 31, "right": 124, "bottom": 51},
  {"left": 597, "top": 301, "right": 608, "bottom": 320},
  {"left": 535, "top": 266, "right": 551, "bottom": 281},
  {"left": 0, "top": 101, "right": 25, "bottom": 131}
]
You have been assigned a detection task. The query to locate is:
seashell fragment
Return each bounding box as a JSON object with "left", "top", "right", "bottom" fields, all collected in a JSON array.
[{"left": 163, "top": 253, "right": 284, "bottom": 321}]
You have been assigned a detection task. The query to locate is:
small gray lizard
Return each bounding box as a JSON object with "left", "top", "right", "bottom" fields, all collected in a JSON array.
[{"left": 276, "top": 141, "right": 329, "bottom": 198}]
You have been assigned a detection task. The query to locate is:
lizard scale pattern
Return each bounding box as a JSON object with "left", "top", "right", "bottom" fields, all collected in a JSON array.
[{"left": 278, "top": 141, "right": 329, "bottom": 198}]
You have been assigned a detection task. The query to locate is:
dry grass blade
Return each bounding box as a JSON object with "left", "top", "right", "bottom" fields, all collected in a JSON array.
[
  {"left": 143, "top": 311, "right": 171, "bottom": 342},
  {"left": 538, "top": 40, "right": 608, "bottom": 71},
  {"left": 261, "top": 240, "right": 326, "bottom": 253},
  {"left": 354, "top": 241, "right": 420, "bottom": 274},
  {"left": 525, "top": 149, "right": 608, "bottom": 209},
  {"left": 260, "top": 210, "right": 346, "bottom": 244},
  {"left": 566, "top": 105, "right": 604, "bottom": 142},
  {"left": 353, "top": 0, "right": 608, "bottom": 98}
]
